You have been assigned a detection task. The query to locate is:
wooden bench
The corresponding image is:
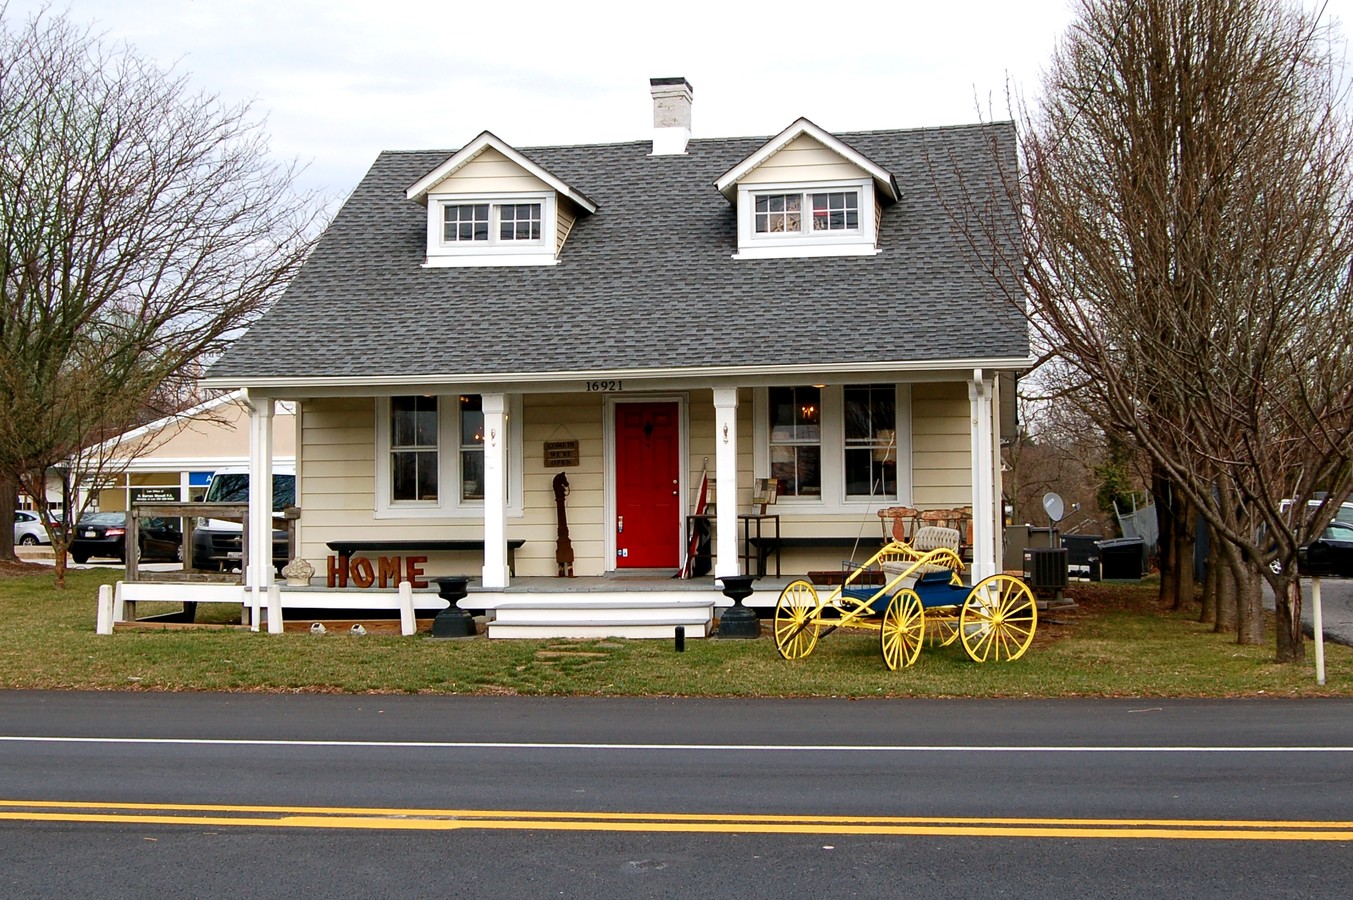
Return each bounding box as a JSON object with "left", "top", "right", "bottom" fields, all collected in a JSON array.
[
  {"left": 749, "top": 536, "right": 882, "bottom": 576},
  {"left": 327, "top": 539, "right": 525, "bottom": 575}
]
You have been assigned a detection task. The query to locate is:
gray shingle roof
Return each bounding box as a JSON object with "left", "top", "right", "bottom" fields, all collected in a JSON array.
[{"left": 207, "top": 122, "right": 1028, "bottom": 382}]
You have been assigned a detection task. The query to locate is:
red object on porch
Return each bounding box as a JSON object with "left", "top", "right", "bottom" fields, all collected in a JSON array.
[{"left": 680, "top": 461, "right": 709, "bottom": 578}]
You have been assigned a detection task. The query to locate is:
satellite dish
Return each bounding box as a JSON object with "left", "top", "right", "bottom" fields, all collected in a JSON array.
[{"left": 1042, "top": 492, "right": 1066, "bottom": 524}]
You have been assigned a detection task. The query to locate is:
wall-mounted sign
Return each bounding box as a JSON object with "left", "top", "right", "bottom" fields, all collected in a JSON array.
[
  {"left": 544, "top": 440, "right": 579, "bottom": 468},
  {"left": 131, "top": 487, "right": 181, "bottom": 504}
]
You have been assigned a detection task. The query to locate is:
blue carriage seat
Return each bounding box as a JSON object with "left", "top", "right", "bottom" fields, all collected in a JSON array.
[{"left": 844, "top": 526, "right": 962, "bottom": 614}]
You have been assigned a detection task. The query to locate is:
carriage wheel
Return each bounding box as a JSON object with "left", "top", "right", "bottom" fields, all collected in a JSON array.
[
  {"left": 880, "top": 589, "right": 924, "bottom": 671},
  {"left": 959, "top": 574, "right": 1037, "bottom": 662},
  {"left": 774, "top": 580, "right": 822, "bottom": 660}
]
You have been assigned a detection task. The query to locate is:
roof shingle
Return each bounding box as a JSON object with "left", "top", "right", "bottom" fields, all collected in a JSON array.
[{"left": 208, "top": 122, "right": 1028, "bottom": 382}]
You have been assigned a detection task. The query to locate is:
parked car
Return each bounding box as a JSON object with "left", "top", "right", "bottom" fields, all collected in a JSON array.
[
  {"left": 69, "top": 512, "right": 183, "bottom": 565},
  {"left": 14, "top": 510, "right": 51, "bottom": 546},
  {"left": 1298, "top": 521, "right": 1353, "bottom": 577}
]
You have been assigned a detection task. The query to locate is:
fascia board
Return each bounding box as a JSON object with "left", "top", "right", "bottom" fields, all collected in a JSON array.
[
  {"left": 201, "top": 356, "right": 1037, "bottom": 397},
  {"left": 405, "top": 130, "right": 598, "bottom": 213},
  {"left": 714, "top": 117, "right": 901, "bottom": 203}
]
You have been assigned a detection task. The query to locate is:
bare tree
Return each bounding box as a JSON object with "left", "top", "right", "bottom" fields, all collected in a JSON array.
[
  {"left": 977, "top": 0, "right": 1353, "bottom": 661},
  {"left": 0, "top": 9, "right": 323, "bottom": 585}
]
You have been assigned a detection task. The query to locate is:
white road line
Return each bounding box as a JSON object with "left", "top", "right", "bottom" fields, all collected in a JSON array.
[{"left": 0, "top": 736, "right": 1350, "bottom": 752}]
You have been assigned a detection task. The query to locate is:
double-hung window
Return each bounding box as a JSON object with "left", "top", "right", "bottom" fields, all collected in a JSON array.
[
  {"left": 759, "top": 384, "right": 909, "bottom": 508},
  {"left": 390, "top": 396, "right": 438, "bottom": 502},
  {"left": 376, "top": 394, "right": 521, "bottom": 517},
  {"left": 768, "top": 386, "right": 822, "bottom": 497},
  {"left": 844, "top": 385, "right": 897, "bottom": 499},
  {"left": 459, "top": 395, "right": 485, "bottom": 502}
]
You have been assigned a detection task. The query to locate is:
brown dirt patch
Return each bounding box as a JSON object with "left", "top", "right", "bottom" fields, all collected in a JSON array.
[{"left": 0, "top": 559, "right": 49, "bottom": 577}]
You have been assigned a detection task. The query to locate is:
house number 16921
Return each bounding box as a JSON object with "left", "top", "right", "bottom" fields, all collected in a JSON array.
[{"left": 585, "top": 380, "right": 622, "bottom": 392}]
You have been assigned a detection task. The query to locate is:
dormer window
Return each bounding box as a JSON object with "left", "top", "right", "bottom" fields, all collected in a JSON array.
[
  {"left": 441, "top": 201, "right": 543, "bottom": 245},
  {"left": 734, "top": 179, "right": 876, "bottom": 258},
  {"left": 406, "top": 131, "right": 597, "bottom": 269},
  {"left": 715, "top": 118, "right": 900, "bottom": 261},
  {"left": 754, "top": 190, "right": 860, "bottom": 235},
  {"left": 424, "top": 193, "right": 555, "bottom": 266}
]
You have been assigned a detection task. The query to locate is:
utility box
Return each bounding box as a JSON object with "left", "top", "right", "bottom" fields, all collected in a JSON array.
[
  {"left": 1061, "top": 534, "right": 1103, "bottom": 580},
  {"left": 1097, "top": 537, "right": 1145, "bottom": 580}
]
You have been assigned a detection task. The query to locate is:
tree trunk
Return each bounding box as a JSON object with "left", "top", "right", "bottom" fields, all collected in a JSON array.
[
  {"left": 1199, "top": 542, "right": 1217, "bottom": 625},
  {"left": 1154, "top": 468, "right": 1178, "bottom": 606},
  {"left": 1233, "top": 557, "right": 1263, "bottom": 646},
  {"left": 0, "top": 473, "right": 16, "bottom": 562},
  {"left": 1173, "top": 498, "right": 1196, "bottom": 609},
  {"left": 1273, "top": 577, "right": 1305, "bottom": 663},
  {"left": 1213, "top": 542, "right": 1237, "bottom": 635}
]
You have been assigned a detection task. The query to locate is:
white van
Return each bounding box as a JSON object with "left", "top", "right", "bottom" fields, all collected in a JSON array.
[{"left": 191, "top": 466, "right": 296, "bottom": 572}]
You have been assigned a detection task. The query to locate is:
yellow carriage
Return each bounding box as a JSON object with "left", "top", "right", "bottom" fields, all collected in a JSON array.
[{"left": 773, "top": 527, "right": 1038, "bottom": 670}]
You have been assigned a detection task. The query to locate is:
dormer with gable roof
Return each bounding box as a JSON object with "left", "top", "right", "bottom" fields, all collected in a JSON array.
[
  {"left": 405, "top": 131, "right": 597, "bottom": 267},
  {"left": 715, "top": 117, "right": 901, "bottom": 259}
]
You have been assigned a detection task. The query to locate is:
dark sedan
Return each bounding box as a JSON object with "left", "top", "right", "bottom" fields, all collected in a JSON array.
[
  {"left": 1299, "top": 521, "right": 1353, "bottom": 577},
  {"left": 69, "top": 513, "right": 183, "bottom": 565}
]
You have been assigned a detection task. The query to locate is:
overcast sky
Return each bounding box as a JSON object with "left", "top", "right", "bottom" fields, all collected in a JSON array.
[{"left": 7, "top": 0, "right": 1351, "bottom": 205}]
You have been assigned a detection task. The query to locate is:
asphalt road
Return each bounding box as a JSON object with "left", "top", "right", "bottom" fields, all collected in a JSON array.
[{"left": 2, "top": 692, "right": 1351, "bottom": 898}]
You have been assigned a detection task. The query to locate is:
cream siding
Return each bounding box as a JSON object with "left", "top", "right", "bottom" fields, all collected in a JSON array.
[
  {"left": 910, "top": 382, "right": 973, "bottom": 509},
  {"left": 556, "top": 204, "right": 577, "bottom": 256},
  {"left": 430, "top": 146, "right": 550, "bottom": 194},
  {"left": 738, "top": 134, "right": 869, "bottom": 185},
  {"left": 518, "top": 393, "right": 605, "bottom": 576}
]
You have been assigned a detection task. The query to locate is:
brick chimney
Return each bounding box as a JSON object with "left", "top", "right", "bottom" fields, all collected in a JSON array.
[{"left": 649, "top": 77, "right": 693, "bottom": 156}]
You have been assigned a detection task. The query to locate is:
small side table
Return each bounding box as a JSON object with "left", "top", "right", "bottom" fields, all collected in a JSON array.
[{"left": 739, "top": 513, "right": 780, "bottom": 577}]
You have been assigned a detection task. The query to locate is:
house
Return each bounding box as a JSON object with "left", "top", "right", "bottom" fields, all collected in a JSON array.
[{"left": 198, "top": 78, "right": 1031, "bottom": 634}]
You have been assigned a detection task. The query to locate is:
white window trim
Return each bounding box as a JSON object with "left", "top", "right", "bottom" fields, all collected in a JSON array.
[
  {"left": 753, "top": 384, "right": 911, "bottom": 513},
  {"left": 423, "top": 192, "right": 559, "bottom": 268},
  {"left": 374, "top": 394, "right": 523, "bottom": 519},
  {"left": 733, "top": 178, "right": 880, "bottom": 260}
]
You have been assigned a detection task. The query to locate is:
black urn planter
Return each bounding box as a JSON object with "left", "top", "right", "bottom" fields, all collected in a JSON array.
[
  {"left": 717, "top": 574, "right": 760, "bottom": 638},
  {"left": 430, "top": 576, "right": 475, "bottom": 638}
]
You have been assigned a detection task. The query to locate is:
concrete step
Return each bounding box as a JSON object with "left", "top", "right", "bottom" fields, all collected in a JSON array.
[
  {"left": 492, "top": 603, "right": 713, "bottom": 625},
  {"left": 487, "top": 619, "right": 711, "bottom": 640}
]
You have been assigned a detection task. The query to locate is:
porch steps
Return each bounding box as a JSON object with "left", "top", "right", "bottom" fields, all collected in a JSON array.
[{"left": 481, "top": 594, "right": 716, "bottom": 640}]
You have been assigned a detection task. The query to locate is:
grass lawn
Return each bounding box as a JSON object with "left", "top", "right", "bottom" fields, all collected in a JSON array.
[{"left": 1, "top": 561, "right": 1348, "bottom": 696}]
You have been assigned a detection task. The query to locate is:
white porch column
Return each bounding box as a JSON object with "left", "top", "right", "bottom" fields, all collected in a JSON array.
[
  {"left": 968, "top": 370, "right": 996, "bottom": 581},
  {"left": 713, "top": 388, "right": 740, "bottom": 578},
  {"left": 245, "top": 391, "right": 275, "bottom": 630},
  {"left": 481, "top": 392, "right": 510, "bottom": 589}
]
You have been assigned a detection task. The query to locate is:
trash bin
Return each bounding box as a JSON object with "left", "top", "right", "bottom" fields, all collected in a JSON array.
[{"left": 1097, "top": 537, "right": 1145, "bottom": 580}]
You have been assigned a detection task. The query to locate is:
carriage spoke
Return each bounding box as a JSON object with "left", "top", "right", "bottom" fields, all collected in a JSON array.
[
  {"left": 960, "top": 574, "right": 1037, "bottom": 663},
  {"left": 774, "top": 581, "right": 822, "bottom": 660},
  {"left": 880, "top": 590, "right": 924, "bottom": 670}
]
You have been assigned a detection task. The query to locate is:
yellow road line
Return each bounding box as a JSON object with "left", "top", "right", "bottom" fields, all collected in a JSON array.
[{"left": 1, "top": 801, "right": 1352, "bottom": 840}]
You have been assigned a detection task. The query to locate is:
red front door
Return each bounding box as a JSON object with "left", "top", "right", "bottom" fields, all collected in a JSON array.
[{"left": 615, "top": 402, "right": 680, "bottom": 568}]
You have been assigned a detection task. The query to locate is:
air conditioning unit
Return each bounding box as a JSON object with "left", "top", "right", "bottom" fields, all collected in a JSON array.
[{"left": 1022, "top": 547, "right": 1069, "bottom": 593}]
